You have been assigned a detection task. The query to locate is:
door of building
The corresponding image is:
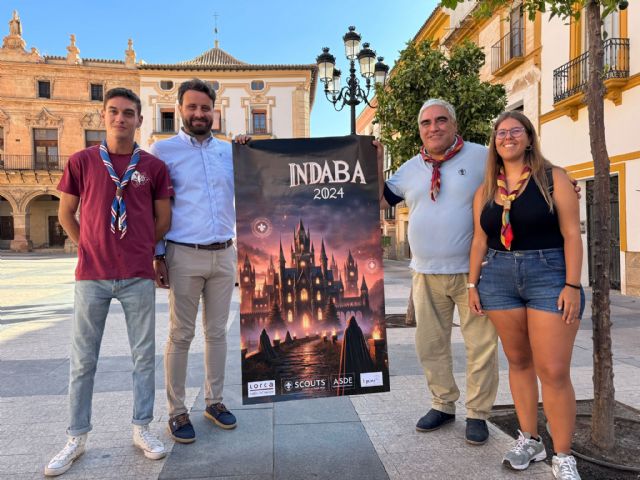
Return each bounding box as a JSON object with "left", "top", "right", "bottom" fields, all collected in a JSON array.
[
  {"left": 48, "top": 216, "right": 66, "bottom": 247},
  {"left": 586, "top": 176, "right": 621, "bottom": 290}
]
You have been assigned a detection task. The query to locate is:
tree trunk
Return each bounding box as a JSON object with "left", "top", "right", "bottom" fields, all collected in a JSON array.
[
  {"left": 405, "top": 287, "right": 416, "bottom": 326},
  {"left": 585, "top": 0, "right": 615, "bottom": 450}
]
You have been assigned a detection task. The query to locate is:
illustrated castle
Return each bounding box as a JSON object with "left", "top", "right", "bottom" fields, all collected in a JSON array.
[{"left": 239, "top": 219, "right": 371, "bottom": 335}]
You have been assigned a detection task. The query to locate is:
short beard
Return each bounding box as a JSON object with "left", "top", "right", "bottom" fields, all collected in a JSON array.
[{"left": 183, "top": 117, "right": 213, "bottom": 136}]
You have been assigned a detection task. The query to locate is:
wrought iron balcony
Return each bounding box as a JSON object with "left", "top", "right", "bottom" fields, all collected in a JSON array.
[
  {"left": 247, "top": 117, "right": 273, "bottom": 136},
  {"left": 491, "top": 28, "right": 524, "bottom": 75},
  {"left": 0, "top": 155, "right": 69, "bottom": 171},
  {"left": 553, "top": 38, "right": 630, "bottom": 104},
  {"left": 160, "top": 117, "right": 175, "bottom": 133}
]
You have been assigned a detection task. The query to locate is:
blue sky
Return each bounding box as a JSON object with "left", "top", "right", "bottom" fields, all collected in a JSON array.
[{"left": 3, "top": 0, "right": 437, "bottom": 137}]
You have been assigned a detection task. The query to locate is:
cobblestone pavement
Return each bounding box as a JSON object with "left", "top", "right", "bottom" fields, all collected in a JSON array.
[{"left": 1, "top": 254, "right": 638, "bottom": 479}]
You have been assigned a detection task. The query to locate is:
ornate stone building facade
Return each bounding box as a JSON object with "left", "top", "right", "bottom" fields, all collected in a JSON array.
[{"left": 0, "top": 11, "right": 317, "bottom": 251}]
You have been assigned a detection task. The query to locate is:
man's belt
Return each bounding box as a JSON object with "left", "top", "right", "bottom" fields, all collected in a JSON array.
[{"left": 168, "top": 239, "right": 233, "bottom": 251}]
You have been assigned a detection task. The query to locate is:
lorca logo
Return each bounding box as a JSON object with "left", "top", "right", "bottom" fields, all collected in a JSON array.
[
  {"left": 281, "top": 377, "right": 327, "bottom": 392},
  {"left": 330, "top": 373, "right": 355, "bottom": 390},
  {"left": 247, "top": 380, "right": 275, "bottom": 398}
]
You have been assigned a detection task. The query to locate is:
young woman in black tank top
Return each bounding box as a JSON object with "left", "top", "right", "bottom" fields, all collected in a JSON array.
[{"left": 467, "top": 111, "right": 584, "bottom": 479}]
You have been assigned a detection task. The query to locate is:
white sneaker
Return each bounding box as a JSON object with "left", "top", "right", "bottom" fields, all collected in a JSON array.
[
  {"left": 133, "top": 424, "right": 166, "bottom": 460},
  {"left": 44, "top": 434, "right": 87, "bottom": 476},
  {"left": 552, "top": 454, "right": 581, "bottom": 480}
]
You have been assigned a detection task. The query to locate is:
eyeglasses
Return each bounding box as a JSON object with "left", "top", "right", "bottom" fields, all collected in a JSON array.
[{"left": 495, "top": 127, "right": 527, "bottom": 140}]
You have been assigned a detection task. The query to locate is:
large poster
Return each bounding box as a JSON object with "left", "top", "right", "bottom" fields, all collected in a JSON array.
[{"left": 233, "top": 135, "right": 390, "bottom": 404}]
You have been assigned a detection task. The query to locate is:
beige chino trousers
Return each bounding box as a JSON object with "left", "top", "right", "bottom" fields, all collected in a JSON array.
[
  {"left": 164, "top": 242, "right": 237, "bottom": 417},
  {"left": 412, "top": 272, "right": 499, "bottom": 420}
]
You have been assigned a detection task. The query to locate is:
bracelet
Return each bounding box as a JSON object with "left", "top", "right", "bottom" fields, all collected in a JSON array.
[{"left": 565, "top": 282, "right": 581, "bottom": 290}]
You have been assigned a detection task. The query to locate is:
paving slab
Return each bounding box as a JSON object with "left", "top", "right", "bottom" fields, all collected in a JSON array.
[
  {"left": 158, "top": 409, "right": 273, "bottom": 480},
  {"left": 274, "top": 422, "right": 387, "bottom": 480},
  {"left": 274, "top": 396, "right": 359, "bottom": 424}
]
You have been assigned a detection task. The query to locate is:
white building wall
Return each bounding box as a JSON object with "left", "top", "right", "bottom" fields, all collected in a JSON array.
[
  {"left": 539, "top": 6, "right": 640, "bottom": 294},
  {"left": 139, "top": 74, "right": 308, "bottom": 145},
  {"left": 539, "top": 12, "right": 569, "bottom": 114}
]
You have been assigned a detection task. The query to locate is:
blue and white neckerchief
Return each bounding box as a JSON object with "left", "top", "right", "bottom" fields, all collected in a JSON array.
[{"left": 99, "top": 140, "right": 141, "bottom": 239}]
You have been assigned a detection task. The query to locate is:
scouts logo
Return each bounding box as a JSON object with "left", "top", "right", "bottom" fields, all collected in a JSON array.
[
  {"left": 131, "top": 170, "right": 149, "bottom": 187},
  {"left": 251, "top": 217, "right": 272, "bottom": 238}
]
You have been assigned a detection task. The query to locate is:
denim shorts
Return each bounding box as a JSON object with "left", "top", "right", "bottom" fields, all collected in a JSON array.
[{"left": 477, "top": 247, "right": 585, "bottom": 317}]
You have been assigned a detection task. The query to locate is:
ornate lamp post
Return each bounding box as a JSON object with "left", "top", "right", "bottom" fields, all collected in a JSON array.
[{"left": 316, "top": 26, "right": 389, "bottom": 134}]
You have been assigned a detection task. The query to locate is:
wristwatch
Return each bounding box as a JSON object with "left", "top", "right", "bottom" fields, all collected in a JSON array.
[
  {"left": 154, "top": 254, "right": 166, "bottom": 261},
  {"left": 466, "top": 282, "right": 476, "bottom": 289}
]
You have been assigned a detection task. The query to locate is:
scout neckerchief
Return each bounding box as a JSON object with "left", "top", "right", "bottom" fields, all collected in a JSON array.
[
  {"left": 497, "top": 165, "right": 532, "bottom": 250},
  {"left": 419, "top": 134, "right": 464, "bottom": 201},
  {"left": 99, "top": 140, "right": 141, "bottom": 239}
]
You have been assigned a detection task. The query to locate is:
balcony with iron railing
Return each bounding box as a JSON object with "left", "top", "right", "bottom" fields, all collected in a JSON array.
[
  {"left": 0, "top": 155, "right": 69, "bottom": 171},
  {"left": 247, "top": 117, "right": 273, "bottom": 137},
  {"left": 553, "top": 38, "right": 630, "bottom": 105},
  {"left": 491, "top": 28, "right": 525, "bottom": 76}
]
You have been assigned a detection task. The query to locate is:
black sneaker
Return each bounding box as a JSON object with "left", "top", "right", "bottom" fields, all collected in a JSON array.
[
  {"left": 465, "top": 418, "right": 489, "bottom": 445},
  {"left": 168, "top": 413, "right": 196, "bottom": 444},
  {"left": 204, "top": 402, "right": 237, "bottom": 430},
  {"left": 416, "top": 409, "right": 455, "bottom": 432}
]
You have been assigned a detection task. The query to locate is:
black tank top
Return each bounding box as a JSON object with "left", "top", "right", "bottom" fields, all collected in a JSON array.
[{"left": 480, "top": 171, "right": 564, "bottom": 251}]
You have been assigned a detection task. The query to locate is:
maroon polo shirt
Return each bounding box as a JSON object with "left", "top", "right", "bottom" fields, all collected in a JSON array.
[{"left": 58, "top": 145, "right": 173, "bottom": 281}]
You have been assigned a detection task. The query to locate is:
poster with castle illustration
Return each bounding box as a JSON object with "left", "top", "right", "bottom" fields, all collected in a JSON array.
[{"left": 233, "top": 135, "right": 390, "bottom": 404}]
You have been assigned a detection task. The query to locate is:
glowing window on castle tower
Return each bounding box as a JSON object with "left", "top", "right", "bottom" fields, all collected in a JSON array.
[
  {"left": 300, "top": 261, "right": 306, "bottom": 267},
  {"left": 244, "top": 276, "right": 249, "bottom": 282},
  {"left": 288, "top": 279, "right": 292, "bottom": 285},
  {"left": 287, "top": 310, "right": 293, "bottom": 322},
  {"left": 315, "top": 278, "right": 320, "bottom": 285},
  {"left": 287, "top": 293, "right": 292, "bottom": 303},
  {"left": 316, "top": 291, "right": 321, "bottom": 301},
  {"left": 303, "top": 314, "right": 310, "bottom": 329},
  {"left": 350, "top": 271, "right": 354, "bottom": 277},
  {"left": 301, "top": 289, "right": 308, "bottom": 301},
  {"left": 317, "top": 309, "right": 323, "bottom": 320}
]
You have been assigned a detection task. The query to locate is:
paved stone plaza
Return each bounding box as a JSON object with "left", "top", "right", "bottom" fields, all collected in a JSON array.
[{"left": 1, "top": 254, "right": 639, "bottom": 479}]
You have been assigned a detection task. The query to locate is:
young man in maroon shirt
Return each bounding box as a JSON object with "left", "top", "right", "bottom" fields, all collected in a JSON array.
[{"left": 45, "top": 88, "right": 173, "bottom": 477}]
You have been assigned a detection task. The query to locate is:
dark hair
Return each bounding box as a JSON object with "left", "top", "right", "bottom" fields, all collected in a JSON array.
[
  {"left": 178, "top": 78, "right": 216, "bottom": 106},
  {"left": 103, "top": 87, "right": 142, "bottom": 115}
]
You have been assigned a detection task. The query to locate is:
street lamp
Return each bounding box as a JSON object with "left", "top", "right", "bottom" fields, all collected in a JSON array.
[{"left": 316, "top": 26, "right": 389, "bottom": 135}]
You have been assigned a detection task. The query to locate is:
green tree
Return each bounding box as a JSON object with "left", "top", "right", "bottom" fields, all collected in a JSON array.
[
  {"left": 441, "top": 0, "right": 627, "bottom": 450},
  {"left": 375, "top": 39, "right": 507, "bottom": 169}
]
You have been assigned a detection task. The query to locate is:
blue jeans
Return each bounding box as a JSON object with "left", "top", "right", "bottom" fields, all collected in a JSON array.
[
  {"left": 67, "top": 278, "right": 156, "bottom": 436},
  {"left": 478, "top": 248, "right": 585, "bottom": 317}
]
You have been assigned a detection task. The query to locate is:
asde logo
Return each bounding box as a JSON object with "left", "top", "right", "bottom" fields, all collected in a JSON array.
[
  {"left": 360, "top": 371, "right": 384, "bottom": 388},
  {"left": 330, "top": 373, "right": 355, "bottom": 390},
  {"left": 247, "top": 380, "right": 276, "bottom": 398},
  {"left": 281, "top": 377, "right": 327, "bottom": 393}
]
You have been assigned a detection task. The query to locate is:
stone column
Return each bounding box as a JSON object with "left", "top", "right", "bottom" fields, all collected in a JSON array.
[{"left": 9, "top": 212, "right": 32, "bottom": 252}]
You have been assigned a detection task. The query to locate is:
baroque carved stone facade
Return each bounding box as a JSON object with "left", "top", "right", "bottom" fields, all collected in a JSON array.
[{"left": 0, "top": 11, "right": 317, "bottom": 252}]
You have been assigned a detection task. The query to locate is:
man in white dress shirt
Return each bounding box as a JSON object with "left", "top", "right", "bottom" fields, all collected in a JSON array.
[{"left": 151, "top": 79, "right": 248, "bottom": 444}]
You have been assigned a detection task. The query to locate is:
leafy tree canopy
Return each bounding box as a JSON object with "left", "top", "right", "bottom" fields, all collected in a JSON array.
[
  {"left": 375, "top": 40, "right": 506, "bottom": 168},
  {"left": 439, "top": 0, "right": 625, "bottom": 22}
]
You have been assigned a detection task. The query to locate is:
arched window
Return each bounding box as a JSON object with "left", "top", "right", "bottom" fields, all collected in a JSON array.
[
  {"left": 287, "top": 310, "right": 293, "bottom": 323},
  {"left": 300, "top": 289, "right": 308, "bottom": 301}
]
